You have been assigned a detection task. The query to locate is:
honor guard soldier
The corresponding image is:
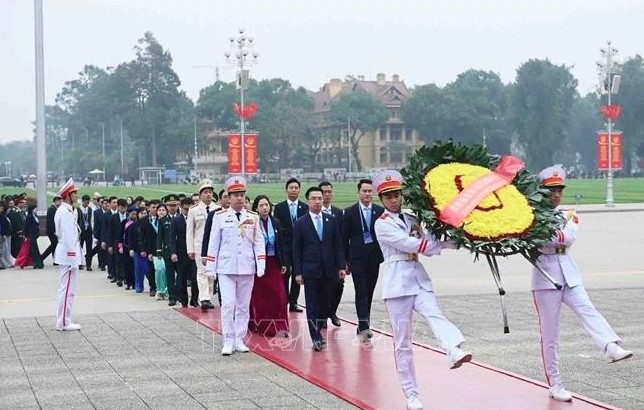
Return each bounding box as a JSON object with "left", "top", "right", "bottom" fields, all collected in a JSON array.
[
  {"left": 8, "top": 192, "right": 28, "bottom": 258},
  {"left": 205, "top": 176, "right": 266, "bottom": 356},
  {"left": 372, "top": 170, "right": 471, "bottom": 410},
  {"left": 186, "top": 179, "right": 217, "bottom": 309},
  {"left": 54, "top": 179, "right": 84, "bottom": 331},
  {"left": 532, "top": 165, "right": 633, "bottom": 402}
]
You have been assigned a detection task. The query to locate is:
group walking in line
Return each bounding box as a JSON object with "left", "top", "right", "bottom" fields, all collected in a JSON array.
[{"left": 0, "top": 162, "right": 633, "bottom": 410}]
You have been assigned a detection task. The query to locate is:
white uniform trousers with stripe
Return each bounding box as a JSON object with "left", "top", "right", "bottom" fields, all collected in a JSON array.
[
  {"left": 56, "top": 265, "right": 79, "bottom": 328},
  {"left": 385, "top": 289, "right": 465, "bottom": 398},
  {"left": 219, "top": 274, "right": 255, "bottom": 345},
  {"left": 532, "top": 285, "right": 620, "bottom": 387}
]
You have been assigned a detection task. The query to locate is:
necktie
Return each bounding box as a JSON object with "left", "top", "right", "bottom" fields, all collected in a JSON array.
[
  {"left": 363, "top": 207, "right": 371, "bottom": 228},
  {"left": 289, "top": 203, "right": 296, "bottom": 221},
  {"left": 323, "top": 208, "right": 331, "bottom": 215},
  {"left": 206, "top": 205, "right": 210, "bottom": 214},
  {"left": 399, "top": 213, "right": 407, "bottom": 226},
  {"left": 236, "top": 212, "right": 241, "bottom": 221},
  {"left": 315, "top": 215, "right": 323, "bottom": 240}
]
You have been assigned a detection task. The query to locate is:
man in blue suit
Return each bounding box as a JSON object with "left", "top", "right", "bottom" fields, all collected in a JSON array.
[{"left": 293, "top": 186, "right": 346, "bottom": 351}]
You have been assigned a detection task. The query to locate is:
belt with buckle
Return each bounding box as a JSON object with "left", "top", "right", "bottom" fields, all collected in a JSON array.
[
  {"left": 386, "top": 253, "right": 418, "bottom": 263},
  {"left": 554, "top": 247, "right": 567, "bottom": 255}
]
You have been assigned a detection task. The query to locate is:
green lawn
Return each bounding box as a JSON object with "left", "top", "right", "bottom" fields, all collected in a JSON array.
[{"left": 2, "top": 178, "right": 643, "bottom": 209}]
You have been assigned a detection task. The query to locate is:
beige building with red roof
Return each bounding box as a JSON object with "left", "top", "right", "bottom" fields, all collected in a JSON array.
[{"left": 308, "top": 73, "right": 422, "bottom": 171}]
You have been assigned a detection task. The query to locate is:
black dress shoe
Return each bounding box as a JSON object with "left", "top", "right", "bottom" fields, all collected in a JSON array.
[
  {"left": 289, "top": 305, "right": 303, "bottom": 312},
  {"left": 125, "top": 285, "right": 131, "bottom": 290},
  {"left": 312, "top": 340, "right": 323, "bottom": 351},
  {"left": 168, "top": 300, "right": 177, "bottom": 306},
  {"left": 320, "top": 321, "right": 328, "bottom": 329},
  {"left": 149, "top": 290, "right": 156, "bottom": 297},
  {"left": 181, "top": 303, "right": 188, "bottom": 308},
  {"left": 100, "top": 267, "right": 106, "bottom": 271},
  {"left": 86, "top": 267, "right": 93, "bottom": 271},
  {"left": 201, "top": 300, "right": 214, "bottom": 309},
  {"left": 116, "top": 281, "right": 123, "bottom": 287},
  {"left": 330, "top": 315, "right": 342, "bottom": 327},
  {"left": 110, "top": 278, "right": 117, "bottom": 283},
  {"left": 79, "top": 266, "right": 84, "bottom": 270},
  {"left": 189, "top": 300, "right": 199, "bottom": 307}
]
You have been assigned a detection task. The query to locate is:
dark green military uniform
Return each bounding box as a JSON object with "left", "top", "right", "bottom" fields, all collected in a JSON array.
[{"left": 8, "top": 194, "right": 27, "bottom": 258}]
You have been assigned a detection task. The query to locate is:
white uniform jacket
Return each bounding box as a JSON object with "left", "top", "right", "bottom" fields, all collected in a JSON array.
[
  {"left": 186, "top": 202, "right": 209, "bottom": 257},
  {"left": 205, "top": 208, "right": 266, "bottom": 276},
  {"left": 53, "top": 202, "right": 83, "bottom": 267},
  {"left": 531, "top": 208, "right": 582, "bottom": 290},
  {"left": 374, "top": 210, "right": 448, "bottom": 300}
]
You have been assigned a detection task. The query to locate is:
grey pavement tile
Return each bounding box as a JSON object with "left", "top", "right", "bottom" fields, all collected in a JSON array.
[
  {"left": 0, "top": 376, "right": 32, "bottom": 391},
  {"left": 130, "top": 381, "right": 185, "bottom": 400},
  {"left": 193, "top": 396, "right": 260, "bottom": 410},
  {"left": 145, "top": 394, "right": 207, "bottom": 410},
  {"left": 38, "top": 395, "right": 95, "bottom": 410},
  {"left": 249, "top": 394, "right": 312, "bottom": 407},
  {"left": 177, "top": 378, "right": 231, "bottom": 395},
  {"left": 301, "top": 393, "right": 358, "bottom": 410},
  {"left": 0, "top": 391, "right": 39, "bottom": 408},
  {"left": 192, "top": 389, "right": 244, "bottom": 403},
  {"left": 90, "top": 397, "right": 151, "bottom": 410}
]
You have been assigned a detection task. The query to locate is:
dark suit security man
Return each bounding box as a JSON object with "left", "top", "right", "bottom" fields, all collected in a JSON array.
[{"left": 293, "top": 186, "right": 346, "bottom": 351}]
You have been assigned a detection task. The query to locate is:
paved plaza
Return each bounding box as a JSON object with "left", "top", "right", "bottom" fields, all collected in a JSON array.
[{"left": 1, "top": 204, "right": 643, "bottom": 409}]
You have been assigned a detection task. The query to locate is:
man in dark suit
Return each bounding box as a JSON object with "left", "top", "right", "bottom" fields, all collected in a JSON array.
[
  {"left": 170, "top": 197, "right": 199, "bottom": 307},
  {"left": 40, "top": 195, "right": 62, "bottom": 263},
  {"left": 273, "top": 177, "right": 309, "bottom": 312},
  {"left": 293, "top": 186, "right": 346, "bottom": 351},
  {"left": 101, "top": 196, "right": 119, "bottom": 280},
  {"left": 78, "top": 194, "right": 94, "bottom": 270},
  {"left": 93, "top": 198, "right": 107, "bottom": 271},
  {"left": 319, "top": 181, "right": 344, "bottom": 328},
  {"left": 106, "top": 198, "right": 128, "bottom": 287},
  {"left": 342, "top": 178, "right": 384, "bottom": 340}
]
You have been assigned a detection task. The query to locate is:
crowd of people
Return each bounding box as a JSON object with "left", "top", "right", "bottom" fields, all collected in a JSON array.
[{"left": 0, "top": 164, "right": 634, "bottom": 410}]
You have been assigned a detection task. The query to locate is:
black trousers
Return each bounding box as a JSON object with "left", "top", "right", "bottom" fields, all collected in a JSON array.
[
  {"left": 40, "top": 234, "right": 58, "bottom": 261},
  {"left": 164, "top": 257, "right": 178, "bottom": 301},
  {"left": 324, "top": 279, "right": 344, "bottom": 320},
  {"left": 79, "top": 230, "right": 94, "bottom": 267},
  {"left": 350, "top": 259, "right": 380, "bottom": 332},
  {"left": 283, "top": 263, "right": 301, "bottom": 307},
  {"left": 115, "top": 251, "right": 127, "bottom": 285},
  {"left": 177, "top": 259, "right": 198, "bottom": 305},
  {"left": 146, "top": 260, "right": 156, "bottom": 292},
  {"left": 302, "top": 275, "right": 335, "bottom": 343}
]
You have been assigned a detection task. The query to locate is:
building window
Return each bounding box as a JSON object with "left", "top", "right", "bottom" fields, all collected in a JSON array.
[
  {"left": 390, "top": 125, "right": 402, "bottom": 141},
  {"left": 390, "top": 151, "right": 403, "bottom": 164},
  {"left": 379, "top": 126, "right": 387, "bottom": 142},
  {"left": 390, "top": 109, "right": 399, "bottom": 119},
  {"left": 380, "top": 147, "right": 387, "bottom": 165}
]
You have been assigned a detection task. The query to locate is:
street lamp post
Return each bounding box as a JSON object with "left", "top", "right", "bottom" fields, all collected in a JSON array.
[
  {"left": 99, "top": 122, "right": 106, "bottom": 181},
  {"left": 224, "top": 28, "right": 258, "bottom": 178},
  {"left": 598, "top": 41, "right": 620, "bottom": 207}
]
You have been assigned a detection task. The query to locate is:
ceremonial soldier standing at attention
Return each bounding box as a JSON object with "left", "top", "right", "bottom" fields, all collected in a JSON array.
[
  {"left": 205, "top": 176, "right": 265, "bottom": 356},
  {"left": 532, "top": 165, "right": 633, "bottom": 402},
  {"left": 186, "top": 179, "right": 216, "bottom": 309},
  {"left": 54, "top": 179, "right": 83, "bottom": 331},
  {"left": 372, "top": 170, "right": 471, "bottom": 410}
]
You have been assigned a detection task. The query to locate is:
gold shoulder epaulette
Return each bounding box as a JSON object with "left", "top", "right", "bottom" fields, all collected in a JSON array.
[
  {"left": 189, "top": 204, "right": 198, "bottom": 209},
  {"left": 246, "top": 210, "right": 258, "bottom": 215},
  {"left": 215, "top": 208, "right": 227, "bottom": 214}
]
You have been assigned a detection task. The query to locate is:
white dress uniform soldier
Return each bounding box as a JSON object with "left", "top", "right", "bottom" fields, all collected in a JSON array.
[
  {"left": 532, "top": 165, "right": 633, "bottom": 402},
  {"left": 186, "top": 179, "right": 216, "bottom": 309},
  {"left": 54, "top": 178, "right": 84, "bottom": 331},
  {"left": 372, "top": 170, "right": 472, "bottom": 410},
  {"left": 205, "top": 176, "right": 266, "bottom": 356}
]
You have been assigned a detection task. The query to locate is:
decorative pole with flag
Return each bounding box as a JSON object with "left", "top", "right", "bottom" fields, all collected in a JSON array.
[
  {"left": 224, "top": 29, "right": 258, "bottom": 178},
  {"left": 598, "top": 41, "right": 621, "bottom": 207}
]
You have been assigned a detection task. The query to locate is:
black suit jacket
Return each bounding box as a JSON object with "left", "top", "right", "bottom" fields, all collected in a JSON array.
[
  {"left": 273, "top": 199, "right": 309, "bottom": 262},
  {"left": 107, "top": 212, "right": 126, "bottom": 249},
  {"left": 77, "top": 206, "right": 93, "bottom": 234},
  {"left": 169, "top": 213, "right": 188, "bottom": 262},
  {"left": 93, "top": 208, "right": 104, "bottom": 241},
  {"left": 46, "top": 204, "right": 57, "bottom": 237},
  {"left": 293, "top": 213, "right": 344, "bottom": 279},
  {"left": 201, "top": 207, "right": 223, "bottom": 257},
  {"left": 342, "top": 202, "right": 384, "bottom": 265}
]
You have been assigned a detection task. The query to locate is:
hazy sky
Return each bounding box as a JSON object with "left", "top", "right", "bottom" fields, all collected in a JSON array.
[{"left": 1, "top": 0, "right": 643, "bottom": 144}]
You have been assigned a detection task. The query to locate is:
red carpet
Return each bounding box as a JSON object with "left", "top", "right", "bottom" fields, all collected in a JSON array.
[{"left": 177, "top": 307, "right": 617, "bottom": 410}]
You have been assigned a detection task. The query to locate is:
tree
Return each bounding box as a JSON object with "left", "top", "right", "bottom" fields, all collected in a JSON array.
[
  {"left": 613, "top": 55, "right": 644, "bottom": 173},
  {"left": 329, "top": 91, "right": 388, "bottom": 171},
  {"left": 564, "top": 93, "right": 603, "bottom": 175},
  {"left": 401, "top": 83, "right": 449, "bottom": 142},
  {"left": 511, "top": 59, "right": 578, "bottom": 170}
]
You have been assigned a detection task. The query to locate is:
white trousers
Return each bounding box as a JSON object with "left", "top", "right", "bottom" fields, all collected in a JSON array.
[
  {"left": 532, "top": 285, "right": 620, "bottom": 387},
  {"left": 219, "top": 274, "right": 255, "bottom": 345},
  {"left": 197, "top": 260, "right": 214, "bottom": 302},
  {"left": 385, "top": 289, "right": 465, "bottom": 398},
  {"left": 56, "top": 265, "right": 79, "bottom": 328}
]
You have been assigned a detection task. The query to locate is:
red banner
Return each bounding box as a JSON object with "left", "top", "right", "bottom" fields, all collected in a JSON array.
[
  {"left": 228, "top": 133, "right": 242, "bottom": 174},
  {"left": 244, "top": 133, "right": 258, "bottom": 174},
  {"left": 597, "top": 131, "right": 623, "bottom": 171},
  {"left": 600, "top": 105, "right": 622, "bottom": 121}
]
